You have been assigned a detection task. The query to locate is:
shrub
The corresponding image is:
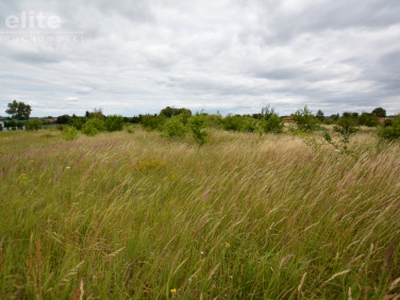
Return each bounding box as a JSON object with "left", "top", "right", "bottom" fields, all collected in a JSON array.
[
  {"left": 204, "top": 114, "right": 223, "bottom": 129},
  {"left": 222, "top": 115, "right": 244, "bottom": 132},
  {"left": 25, "top": 119, "right": 42, "bottom": 131},
  {"left": 141, "top": 114, "right": 166, "bottom": 131},
  {"left": 334, "top": 117, "right": 359, "bottom": 137},
  {"left": 189, "top": 115, "right": 207, "bottom": 145},
  {"left": 263, "top": 114, "right": 284, "bottom": 134},
  {"left": 378, "top": 117, "right": 400, "bottom": 141},
  {"left": 292, "top": 106, "right": 317, "bottom": 132},
  {"left": 82, "top": 118, "right": 106, "bottom": 136},
  {"left": 70, "top": 115, "right": 86, "bottom": 130},
  {"left": 359, "top": 112, "right": 379, "bottom": 127},
  {"left": 62, "top": 125, "right": 79, "bottom": 141},
  {"left": 161, "top": 116, "right": 187, "bottom": 137},
  {"left": 105, "top": 115, "right": 124, "bottom": 132},
  {"left": 324, "top": 116, "right": 358, "bottom": 152},
  {"left": 241, "top": 116, "right": 258, "bottom": 133}
]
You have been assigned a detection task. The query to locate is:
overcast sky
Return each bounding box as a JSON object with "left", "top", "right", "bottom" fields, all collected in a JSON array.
[{"left": 1, "top": 0, "right": 400, "bottom": 117}]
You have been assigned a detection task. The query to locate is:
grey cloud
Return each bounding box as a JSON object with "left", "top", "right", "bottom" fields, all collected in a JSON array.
[{"left": 1, "top": 0, "right": 400, "bottom": 117}]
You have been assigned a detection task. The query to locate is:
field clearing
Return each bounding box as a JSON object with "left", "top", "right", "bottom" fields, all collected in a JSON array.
[{"left": 0, "top": 128, "right": 399, "bottom": 299}]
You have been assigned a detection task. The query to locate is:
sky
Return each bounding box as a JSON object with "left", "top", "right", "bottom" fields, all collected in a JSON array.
[{"left": 1, "top": 0, "right": 400, "bottom": 117}]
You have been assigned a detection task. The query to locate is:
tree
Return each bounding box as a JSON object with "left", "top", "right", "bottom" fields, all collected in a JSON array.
[
  {"left": 87, "top": 108, "right": 105, "bottom": 120},
  {"left": 359, "top": 112, "right": 379, "bottom": 127},
  {"left": 372, "top": 107, "right": 386, "bottom": 118},
  {"left": 160, "top": 106, "right": 192, "bottom": 118},
  {"left": 316, "top": 109, "right": 325, "bottom": 122},
  {"left": 261, "top": 105, "right": 276, "bottom": 120},
  {"left": 57, "top": 115, "right": 71, "bottom": 124},
  {"left": 5, "top": 100, "right": 32, "bottom": 120}
]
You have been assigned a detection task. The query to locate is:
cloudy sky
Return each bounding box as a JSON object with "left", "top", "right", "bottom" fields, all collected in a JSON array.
[{"left": 1, "top": 0, "right": 400, "bottom": 117}]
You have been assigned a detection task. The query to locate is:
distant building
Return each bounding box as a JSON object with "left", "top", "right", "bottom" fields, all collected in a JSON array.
[
  {"left": 0, "top": 116, "right": 5, "bottom": 129},
  {"left": 2, "top": 120, "right": 26, "bottom": 131},
  {"left": 378, "top": 117, "right": 386, "bottom": 124},
  {"left": 283, "top": 116, "right": 293, "bottom": 122},
  {"left": 44, "top": 118, "right": 58, "bottom": 123}
]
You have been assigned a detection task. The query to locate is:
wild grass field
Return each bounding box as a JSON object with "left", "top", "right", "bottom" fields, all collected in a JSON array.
[{"left": 0, "top": 128, "right": 399, "bottom": 299}]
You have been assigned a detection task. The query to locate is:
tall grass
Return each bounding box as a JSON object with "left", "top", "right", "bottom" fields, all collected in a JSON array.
[{"left": 0, "top": 129, "right": 399, "bottom": 298}]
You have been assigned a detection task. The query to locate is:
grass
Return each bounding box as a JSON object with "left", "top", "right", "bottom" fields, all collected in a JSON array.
[{"left": 0, "top": 128, "right": 399, "bottom": 299}]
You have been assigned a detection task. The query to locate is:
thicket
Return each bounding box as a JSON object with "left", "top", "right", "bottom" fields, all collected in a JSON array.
[{"left": 379, "top": 116, "right": 400, "bottom": 141}]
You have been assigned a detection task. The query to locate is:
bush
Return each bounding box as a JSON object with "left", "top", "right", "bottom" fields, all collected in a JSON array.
[
  {"left": 292, "top": 106, "right": 317, "bottom": 132},
  {"left": 204, "top": 114, "right": 223, "bottom": 129},
  {"left": 378, "top": 117, "right": 400, "bottom": 141},
  {"left": 263, "top": 114, "right": 284, "bottom": 134},
  {"left": 141, "top": 114, "right": 166, "bottom": 131},
  {"left": 359, "top": 112, "right": 379, "bottom": 127},
  {"left": 62, "top": 125, "right": 79, "bottom": 141},
  {"left": 105, "top": 115, "right": 124, "bottom": 132},
  {"left": 222, "top": 115, "right": 244, "bottom": 131},
  {"left": 25, "top": 119, "right": 42, "bottom": 131},
  {"left": 241, "top": 116, "right": 258, "bottom": 133},
  {"left": 161, "top": 116, "right": 187, "bottom": 137},
  {"left": 70, "top": 115, "right": 86, "bottom": 130},
  {"left": 189, "top": 115, "right": 207, "bottom": 145},
  {"left": 82, "top": 118, "right": 106, "bottom": 136},
  {"left": 324, "top": 116, "right": 359, "bottom": 152}
]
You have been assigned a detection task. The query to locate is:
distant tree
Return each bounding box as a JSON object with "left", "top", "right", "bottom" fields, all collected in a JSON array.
[
  {"left": 57, "top": 115, "right": 71, "bottom": 124},
  {"left": 359, "top": 112, "right": 379, "bottom": 127},
  {"left": 342, "top": 112, "right": 359, "bottom": 119},
  {"left": 316, "top": 109, "right": 325, "bottom": 122},
  {"left": 330, "top": 114, "right": 340, "bottom": 121},
  {"left": 87, "top": 108, "right": 105, "bottom": 120},
  {"left": 372, "top": 107, "right": 386, "bottom": 118},
  {"left": 292, "top": 105, "right": 317, "bottom": 132},
  {"left": 70, "top": 114, "right": 86, "bottom": 130},
  {"left": 105, "top": 115, "right": 124, "bottom": 132},
  {"left": 261, "top": 105, "right": 276, "bottom": 120},
  {"left": 5, "top": 100, "right": 32, "bottom": 120},
  {"left": 160, "top": 106, "right": 192, "bottom": 118}
]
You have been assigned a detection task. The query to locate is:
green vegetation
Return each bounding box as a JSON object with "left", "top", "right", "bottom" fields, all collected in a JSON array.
[
  {"left": 25, "top": 119, "right": 42, "bottom": 131},
  {"left": 379, "top": 116, "right": 400, "bottom": 141},
  {"left": 5, "top": 100, "right": 32, "bottom": 120},
  {"left": 62, "top": 125, "right": 79, "bottom": 141},
  {"left": 161, "top": 115, "right": 187, "bottom": 137},
  {"left": 105, "top": 115, "right": 124, "bottom": 132},
  {"left": 82, "top": 118, "right": 106, "bottom": 136},
  {"left": 0, "top": 127, "right": 399, "bottom": 299},
  {"left": 292, "top": 105, "right": 318, "bottom": 133}
]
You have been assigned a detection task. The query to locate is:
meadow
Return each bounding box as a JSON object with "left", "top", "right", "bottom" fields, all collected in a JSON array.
[{"left": 0, "top": 128, "right": 399, "bottom": 299}]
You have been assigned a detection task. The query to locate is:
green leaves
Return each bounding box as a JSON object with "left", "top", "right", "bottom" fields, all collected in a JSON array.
[{"left": 5, "top": 100, "right": 32, "bottom": 120}]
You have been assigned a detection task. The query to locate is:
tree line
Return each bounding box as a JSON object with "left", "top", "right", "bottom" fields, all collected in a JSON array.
[{"left": 2, "top": 101, "right": 400, "bottom": 141}]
